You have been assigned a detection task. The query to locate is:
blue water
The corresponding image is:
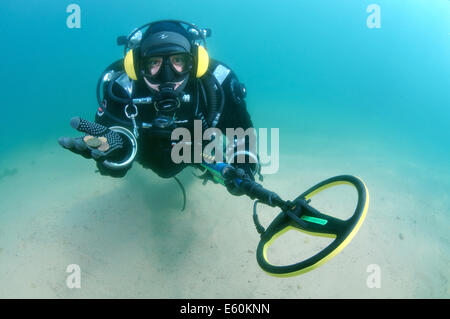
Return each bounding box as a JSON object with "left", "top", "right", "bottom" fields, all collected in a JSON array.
[
  {"left": 1, "top": 0, "right": 449, "bottom": 161},
  {"left": 0, "top": 0, "right": 449, "bottom": 297},
  {"left": 0, "top": 0, "right": 450, "bottom": 159}
]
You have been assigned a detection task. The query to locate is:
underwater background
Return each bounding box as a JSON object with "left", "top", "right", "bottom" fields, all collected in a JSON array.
[{"left": 0, "top": 0, "right": 448, "bottom": 298}]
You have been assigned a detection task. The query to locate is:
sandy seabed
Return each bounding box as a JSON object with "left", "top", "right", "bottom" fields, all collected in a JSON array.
[{"left": 0, "top": 137, "right": 448, "bottom": 299}]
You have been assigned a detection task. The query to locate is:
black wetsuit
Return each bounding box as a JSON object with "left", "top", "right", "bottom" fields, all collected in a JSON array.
[{"left": 95, "top": 59, "right": 255, "bottom": 179}]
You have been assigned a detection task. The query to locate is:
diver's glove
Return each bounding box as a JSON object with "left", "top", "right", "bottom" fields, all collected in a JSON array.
[
  {"left": 223, "top": 164, "right": 255, "bottom": 196},
  {"left": 58, "top": 117, "right": 131, "bottom": 177}
]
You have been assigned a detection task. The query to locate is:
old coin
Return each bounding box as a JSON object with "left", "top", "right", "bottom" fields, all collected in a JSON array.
[
  {"left": 85, "top": 136, "right": 102, "bottom": 148},
  {"left": 97, "top": 141, "right": 110, "bottom": 152}
]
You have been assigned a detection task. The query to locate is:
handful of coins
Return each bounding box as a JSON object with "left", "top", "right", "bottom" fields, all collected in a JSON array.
[{"left": 83, "top": 135, "right": 110, "bottom": 152}]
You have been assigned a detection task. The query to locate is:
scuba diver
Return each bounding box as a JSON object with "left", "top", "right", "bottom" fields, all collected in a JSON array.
[
  {"left": 58, "top": 20, "right": 370, "bottom": 277},
  {"left": 58, "top": 20, "right": 259, "bottom": 195}
]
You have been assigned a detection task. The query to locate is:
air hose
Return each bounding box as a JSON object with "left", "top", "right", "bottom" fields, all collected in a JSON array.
[{"left": 200, "top": 71, "right": 224, "bottom": 128}]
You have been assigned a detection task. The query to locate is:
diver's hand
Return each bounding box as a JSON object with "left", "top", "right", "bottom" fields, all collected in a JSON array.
[
  {"left": 58, "top": 117, "right": 125, "bottom": 162},
  {"left": 223, "top": 165, "right": 254, "bottom": 196}
]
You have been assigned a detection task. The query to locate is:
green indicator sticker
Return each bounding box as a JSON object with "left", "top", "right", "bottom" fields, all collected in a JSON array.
[{"left": 301, "top": 215, "right": 328, "bottom": 225}]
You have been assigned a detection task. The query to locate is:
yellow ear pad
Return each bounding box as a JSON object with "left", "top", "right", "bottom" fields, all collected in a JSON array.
[
  {"left": 196, "top": 45, "right": 209, "bottom": 78},
  {"left": 124, "top": 49, "right": 138, "bottom": 80}
]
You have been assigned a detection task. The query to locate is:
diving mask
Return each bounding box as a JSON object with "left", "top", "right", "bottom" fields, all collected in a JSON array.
[{"left": 141, "top": 53, "right": 193, "bottom": 86}]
